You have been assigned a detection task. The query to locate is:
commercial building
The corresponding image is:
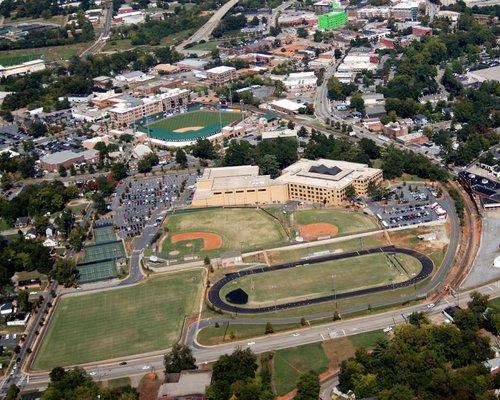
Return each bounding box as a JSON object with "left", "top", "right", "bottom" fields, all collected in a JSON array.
[
  {"left": 0, "top": 59, "right": 45, "bottom": 78},
  {"left": 283, "top": 71, "right": 318, "bottom": 89},
  {"left": 206, "top": 66, "right": 237, "bottom": 85},
  {"left": 392, "top": 2, "right": 418, "bottom": 20},
  {"left": 108, "top": 88, "right": 190, "bottom": 126},
  {"left": 276, "top": 159, "right": 383, "bottom": 204},
  {"left": 158, "top": 370, "right": 212, "bottom": 400},
  {"left": 383, "top": 122, "right": 409, "bottom": 138},
  {"left": 191, "top": 165, "right": 288, "bottom": 207},
  {"left": 318, "top": 9, "right": 348, "bottom": 30},
  {"left": 39, "top": 149, "right": 99, "bottom": 172},
  {"left": 265, "top": 99, "right": 306, "bottom": 115},
  {"left": 192, "top": 159, "right": 383, "bottom": 207}
]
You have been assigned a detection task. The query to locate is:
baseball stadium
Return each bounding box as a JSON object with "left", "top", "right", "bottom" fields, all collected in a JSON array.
[{"left": 137, "top": 108, "right": 243, "bottom": 146}]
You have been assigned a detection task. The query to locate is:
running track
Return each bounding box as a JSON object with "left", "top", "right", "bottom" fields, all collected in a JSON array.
[{"left": 208, "top": 246, "right": 434, "bottom": 314}]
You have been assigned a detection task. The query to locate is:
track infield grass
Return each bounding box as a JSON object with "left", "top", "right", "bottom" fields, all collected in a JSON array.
[
  {"left": 32, "top": 270, "right": 203, "bottom": 370},
  {"left": 220, "top": 253, "right": 422, "bottom": 307},
  {"left": 295, "top": 209, "right": 379, "bottom": 235},
  {"left": 162, "top": 208, "right": 288, "bottom": 258}
]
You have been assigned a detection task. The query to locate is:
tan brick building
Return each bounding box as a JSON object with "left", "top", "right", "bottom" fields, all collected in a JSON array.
[{"left": 191, "top": 159, "right": 383, "bottom": 207}]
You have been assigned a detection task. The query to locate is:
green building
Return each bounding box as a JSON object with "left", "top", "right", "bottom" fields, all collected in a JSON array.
[{"left": 317, "top": 1, "right": 347, "bottom": 30}]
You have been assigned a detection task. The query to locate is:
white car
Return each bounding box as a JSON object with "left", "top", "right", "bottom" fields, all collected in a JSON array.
[
  {"left": 383, "top": 326, "right": 393, "bottom": 333},
  {"left": 427, "top": 303, "right": 436, "bottom": 309},
  {"left": 292, "top": 333, "right": 300, "bottom": 337},
  {"left": 247, "top": 341, "right": 255, "bottom": 346},
  {"left": 142, "top": 365, "right": 150, "bottom": 370},
  {"left": 89, "top": 371, "right": 97, "bottom": 376}
]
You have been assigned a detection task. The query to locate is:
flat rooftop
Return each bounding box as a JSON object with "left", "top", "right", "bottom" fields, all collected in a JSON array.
[{"left": 276, "top": 158, "right": 381, "bottom": 189}]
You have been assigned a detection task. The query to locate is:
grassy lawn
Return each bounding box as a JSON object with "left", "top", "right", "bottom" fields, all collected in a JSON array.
[
  {"left": 0, "top": 42, "right": 88, "bottom": 62},
  {"left": 188, "top": 41, "right": 220, "bottom": 51},
  {"left": 106, "top": 377, "right": 131, "bottom": 389},
  {"left": 162, "top": 208, "right": 288, "bottom": 259},
  {"left": 220, "top": 253, "right": 422, "bottom": 308},
  {"left": 0, "top": 218, "right": 11, "bottom": 231},
  {"left": 67, "top": 201, "right": 89, "bottom": 215},
  {"left": 32, "top": 270, "right": 203, "bottom": 370},
  {"left": 273, "top": 342, "right": 329, "bottom": 395},
  {"left": 253, "top": 232, "right": 388, "bottom": 264},
  {"left": 295, "top": 209, "right": 379, "bottom": 235},
  {"left": 349, "top": 329, "right": 386, "bottom": 348},
  {"left": 197, "top": 322, "right": 301, "bottom": 345}
]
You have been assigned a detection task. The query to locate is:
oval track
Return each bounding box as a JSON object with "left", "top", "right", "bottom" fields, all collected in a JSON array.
[{"left": 208, "top": 246, "right": 434, "bottom": 314}]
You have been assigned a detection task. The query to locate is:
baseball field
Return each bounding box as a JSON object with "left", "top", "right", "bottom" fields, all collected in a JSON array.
[
  {"left": 161, "top": 208, "right": 288, "bottom": 259},
  {"left": 219, "top": 252, "right": 422, "bottom": 307},
  {"left": 32, "top": 270, "right": 203, "bottom": 370},
  {"left": 295, "top": 209, "right": 379, "bottom": 240},
  {"left": 144, "top": 110, "right": 242, "bottom": 142}
]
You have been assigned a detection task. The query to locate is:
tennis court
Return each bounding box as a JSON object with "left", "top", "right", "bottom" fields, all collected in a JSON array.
[
  {"left": 77, "top": 260, "right": 118, "bottom": 283},
  {"left": 93, "top": 225, "right": 116, "bottom": 244},
  {"left": 83, "top": 241, "right": 126, "bottom": 263}
]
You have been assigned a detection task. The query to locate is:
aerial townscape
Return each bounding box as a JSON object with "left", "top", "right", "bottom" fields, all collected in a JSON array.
[{"left": 0, "top": 0, "right": 498, "bottom": 399}]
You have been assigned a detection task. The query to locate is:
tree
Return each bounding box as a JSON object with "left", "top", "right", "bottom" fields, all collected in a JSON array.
[
  {"left": 334, "top": 48, "right": 342, "bottom": 59},
  {"left": 359, "top": 138, "right": 380, "bottom": 159},
  {"left": 192, "top": 138, "right": 217, "bottom": 160},
  {"left": 295, "top": 371, "right": 320, "bottom": 400},
  {"left": 350, "top": 93, "right": 365, "bottom": 114},
  {"left": 5, "top": 384, "right": 19, "bottom": 400},
  {"left": 265, "top": 322, "right": 274, "bottom": 334},
  {"left": 58, "top": 165, "right": 67, "bottom": 177},
  {"left": 287, "top": 120, "right": 295, "bottom": 130},
  {"left": 408, "top": 312, "right": 429, "bottom": 327},
  {"left": 258, "top": 154, "right": 279, "bottom": 179},
  {"left": 164, "top": 344, "right": 197, "bottom": 373},
  {"left": 297, "top": 126, "right": 308, "bottom": 138},
  {"left": 175, "top": 148, "right": 188, "bottom": 168},
  {"left": 207, "top": 348, "right": 258, "bottom": 400},
  {"left": 92, "top": 192, "right": 107, "bottom": 215},
  {"left": 297, "top": 27, "right": 308, "bottom": 38},
  {"left": 68, "top": 225, "right": 86, "bottom": 251},
  {"left": 17, "top": 290, "right": 30, "bottom": 312},
  {"left": 345, "top": 185, "right": 357, "bottom": 201}
]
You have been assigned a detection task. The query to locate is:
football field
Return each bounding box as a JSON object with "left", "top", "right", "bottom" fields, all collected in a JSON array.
[
  {"left": 219, "top": 253, "right": 422, "bottom": 307},
  {"left": 32, "top": 270, "right": 203, "bottom": 370}
]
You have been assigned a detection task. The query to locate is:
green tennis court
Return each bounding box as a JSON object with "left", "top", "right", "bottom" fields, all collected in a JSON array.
[
  {"left": 77, "top": 260, "right": 118, "bottom": 283},
  {"left": 139, "top": 110, "right": 242, "bottom": 142},
  {"left": 83, "top": 241, "right": 126, "bottom": 263},
  {"left": 93, "top": 225, "right": 116, "bottom": 244}
]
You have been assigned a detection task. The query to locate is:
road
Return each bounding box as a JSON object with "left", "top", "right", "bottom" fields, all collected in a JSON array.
[
  {"left": 265, "top": 0, "right": 295, "bottom": 34},
  {"left": 176, "top": 0, "right": 240, "bottom": 51},
  {"left": 80, "top": 1, "right": 113, "bottom": 57}
]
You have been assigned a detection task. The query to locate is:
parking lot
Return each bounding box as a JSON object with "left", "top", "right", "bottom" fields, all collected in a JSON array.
[
  {"left": 368, "top": 185, "right": 447, "bottom": 229},
  {"left": 112, "top": 173, "right": 196, "bottom": 239}
]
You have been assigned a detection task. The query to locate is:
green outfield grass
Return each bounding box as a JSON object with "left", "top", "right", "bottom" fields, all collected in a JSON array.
[
  {"left": 32, "top": 270, "right": 203, "bottom": 370},
  {"left": 220, "top": 253, "right": 422, "bottom": 307},
  {"left": 295, "top": 209, "right": 379, "bottom": 234},
  {"left": 162, "top": 208, "right": 288, "bottom": 259}
]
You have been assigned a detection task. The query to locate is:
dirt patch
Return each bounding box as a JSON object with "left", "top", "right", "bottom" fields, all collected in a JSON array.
[
  {"left": 322, "top": 338, "right": 355, "bottom": 371},
  {"left": 173, "top": 126, "right": 204, "bottom": 133},
  {"left": 169, "top": 250, "right": 180, "bottom": 256},
  {"left": 138, "top": 372, "right": 161, "bottom": 400},
  {"left": 171, "top": 231, "right": 223, "bottom": 251},
  {"left": 299, "top": 223, "right": 339, "bottom": 241}
]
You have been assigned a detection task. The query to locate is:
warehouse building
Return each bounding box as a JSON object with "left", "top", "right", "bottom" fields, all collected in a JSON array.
[
  {"left": 0, "top": 58, "right": 46, "bottom": 78},
  {"left": 39, "top": 149, "right": 99, "bottom": 172}
]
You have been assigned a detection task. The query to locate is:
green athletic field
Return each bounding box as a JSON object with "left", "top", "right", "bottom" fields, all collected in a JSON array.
[
  {"left": 162, "top": 208, "right": 288, "bottom": 259},
  {"left": 0, "top": 53, "right": 42, "bottom": 67},
  {"left": 32, "top": 270, "right": 203, "bottom": 370},
  {"left": 141, "top": 110, "right": 242, "bottom": 142},
  {"left": 219, "top": 253, "right": 422, "bottom": 307},
  {"left": 295, "top": 209, "right": 379, "bottom": 234}
]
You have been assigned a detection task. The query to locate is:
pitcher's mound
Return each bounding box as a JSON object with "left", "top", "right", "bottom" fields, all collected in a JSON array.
[
  {"left": 299, "top": 223, "right": 338, "bottom": 241},
  {"left": 173, "top": 126, "right": 204, "bottom": 133}
]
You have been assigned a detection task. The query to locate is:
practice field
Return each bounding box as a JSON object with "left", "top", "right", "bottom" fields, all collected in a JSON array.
[
  {"left": 83, "top": 241, "right": 126, "bottom": 263},
  {"left": 295, "top": 209, "right": 379, "bottom": 236},
  {"left": 32, "top": 270, "right": 203, "bottom": 370},
  {"left": 141, "top": 110, "right": 242, "bottom": 142},
  {"left": 162, "top": 208, "right": 288, "bottom": 258},
  {"left": 0, "top": 53, "right": 42, "bottom": 67},
  {"left": 219, "top": 252, "right": 422, "bottom": 307}
]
